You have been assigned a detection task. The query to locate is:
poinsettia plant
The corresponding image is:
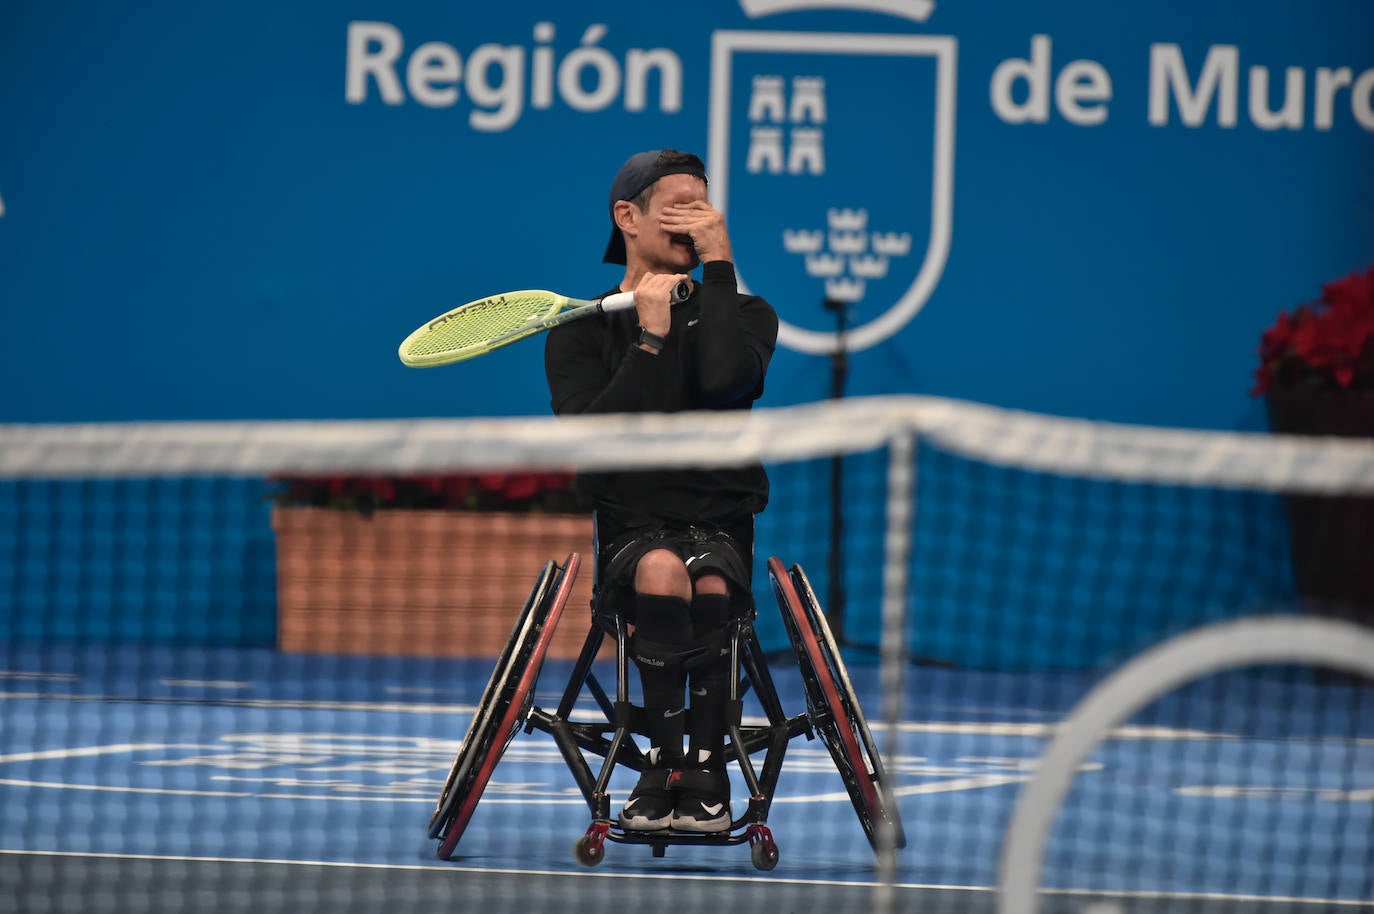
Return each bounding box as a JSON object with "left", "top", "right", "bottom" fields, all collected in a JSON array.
[
  {"left": 1253, "top": 265, "right": 1374, "bottom": 396},
  {"left": 270, "top": 471, "right": 581, "bottom": 516}
]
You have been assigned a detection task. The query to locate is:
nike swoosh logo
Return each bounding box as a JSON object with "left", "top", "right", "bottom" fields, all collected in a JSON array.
[
  {"left": 690, "top": 687, "right": 708, "bottom": 697},
  {"left": 687, "top": 318, "right": 699, "bottom": 327},
  {"left": 700, "top": 802, "right": 724, "bottom": 815},
  {"left": 684, "top": 552, "right": 710, "bottom": 567},
  {"left": 664, "top": 707, "right": 684, "bottom": 718}
]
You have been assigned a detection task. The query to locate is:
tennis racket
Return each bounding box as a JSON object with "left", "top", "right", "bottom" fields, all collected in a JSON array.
[{"left": 398, "top": 279, "right": 692, "bottom": 367}]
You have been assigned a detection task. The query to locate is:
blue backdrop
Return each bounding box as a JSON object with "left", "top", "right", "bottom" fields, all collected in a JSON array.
[{"left": 4, "top": 0, "right": 1371, "bottom": 428}]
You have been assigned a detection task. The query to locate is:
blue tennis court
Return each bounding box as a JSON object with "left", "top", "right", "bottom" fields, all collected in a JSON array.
[{"left": 1, "top": 643, "right": 1369, "bottom": 913}]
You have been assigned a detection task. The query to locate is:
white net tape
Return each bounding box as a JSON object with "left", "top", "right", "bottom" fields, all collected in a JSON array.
[{"left": 4, "top": 394, "right": 1374, "bottom": 493}]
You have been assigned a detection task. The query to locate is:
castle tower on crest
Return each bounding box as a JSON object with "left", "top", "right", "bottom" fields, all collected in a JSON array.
[{"left": 745, "top": 75, "right": 830, "bottom": 176}]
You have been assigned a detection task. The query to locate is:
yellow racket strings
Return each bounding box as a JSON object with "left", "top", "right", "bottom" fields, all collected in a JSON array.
[{"left": 405, "top": 292, "right": 563, "bottom": 357}]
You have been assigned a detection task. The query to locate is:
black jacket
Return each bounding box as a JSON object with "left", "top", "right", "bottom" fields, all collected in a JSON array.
[{"left": 544, "top": 260, "right": 778, "bottom": 534}]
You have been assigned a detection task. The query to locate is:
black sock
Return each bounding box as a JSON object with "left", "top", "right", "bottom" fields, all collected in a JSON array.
[
  {"left": 632, "top": 593, "right": 693, "bottom": 763},
  {"left": 688, "top": 592, "right": 732, "bottom": 764}
]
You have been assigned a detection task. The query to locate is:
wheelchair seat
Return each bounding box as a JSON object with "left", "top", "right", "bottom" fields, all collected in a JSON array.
[{"left": 425, "top": 550, "right": 905, "bottom": 871}]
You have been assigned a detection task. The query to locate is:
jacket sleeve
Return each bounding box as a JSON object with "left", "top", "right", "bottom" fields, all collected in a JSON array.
[
  {"left": 691, "top": 261, "right": 779, "bottom": 405},
  {"left": 545, "top": 318, "right": 678, "bottom": 416}
]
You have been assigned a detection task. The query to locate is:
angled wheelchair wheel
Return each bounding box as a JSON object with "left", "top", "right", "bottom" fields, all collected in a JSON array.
[
  {"left": 428, "top": 553, "right": 581, "bottom": 859},
  {"left": 768, "top": 557, "right": 907, "bottom": 852},
  {"left": 426, "top": 560, "right": 555, "bottom": 841}
]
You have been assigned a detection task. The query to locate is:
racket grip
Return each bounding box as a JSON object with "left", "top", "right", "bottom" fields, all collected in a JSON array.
[{"left": 598, "top": 280, "right": 693, "bottom": 313}]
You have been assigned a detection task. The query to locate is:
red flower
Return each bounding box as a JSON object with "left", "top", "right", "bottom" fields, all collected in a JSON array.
[
  {"left": 1324, "top": 269, "right": 1374, "bottom": 315},
  {"left": 1253, "top": 266, "right": 1374, "bottom": 396},
  {"left": 501, "top": 474, "right": 542, "bottom": 500},
  {"left": 441, "top": 475, "right": 475, "bottom": 504},
  {"left": 271, "top": 471, "right": 579, "bottom": 515}
]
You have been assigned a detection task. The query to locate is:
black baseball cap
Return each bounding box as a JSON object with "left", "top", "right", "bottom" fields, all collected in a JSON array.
[{"left": 601, "top": 149, "right": 708, "bottom": 265}]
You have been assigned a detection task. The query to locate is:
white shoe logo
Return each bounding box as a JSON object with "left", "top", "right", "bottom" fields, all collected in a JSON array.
[
  {"left": 700, "top": 802, "right": 724, "bottom": 816},
  {"left": 664, "top": 707, "right": 684, "bottom": 718}
]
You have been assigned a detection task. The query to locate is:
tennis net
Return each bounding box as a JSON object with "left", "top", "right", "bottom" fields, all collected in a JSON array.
[{"left": 1, "top": 395, "right": 1371, "bottom": 913}]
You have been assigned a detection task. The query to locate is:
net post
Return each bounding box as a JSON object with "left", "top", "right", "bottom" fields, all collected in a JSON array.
[{"left": 873, "top": 428, "right": 915, "bottom": 914}]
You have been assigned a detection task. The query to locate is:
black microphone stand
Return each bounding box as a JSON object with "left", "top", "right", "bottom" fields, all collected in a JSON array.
[
  {"left": 823, "top": 299, "right": 881, "bottom": 654},
  {"left": 822, "top": 298, "right": 953, "bottom": 667},
  {"left": 823, "top": 298, "right": 852, "bottom": 644}
]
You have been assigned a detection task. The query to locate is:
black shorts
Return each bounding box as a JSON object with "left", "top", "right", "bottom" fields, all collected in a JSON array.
[{"left": 594, "top": 519, "right": 754, "bottom": 615}]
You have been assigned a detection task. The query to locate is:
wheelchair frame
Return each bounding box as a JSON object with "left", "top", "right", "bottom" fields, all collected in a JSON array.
[{"left": 426, "top": 552, "right": 905, "bottom": 870}]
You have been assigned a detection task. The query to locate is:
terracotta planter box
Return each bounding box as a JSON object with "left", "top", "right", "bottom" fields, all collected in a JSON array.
[{"left": 273, "top": 506, "right": 599, "bottom": 658}]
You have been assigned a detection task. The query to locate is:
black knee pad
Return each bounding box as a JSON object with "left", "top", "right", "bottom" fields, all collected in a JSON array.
[
  {"left": 634, "top": 593, "right": 693, "bottom": 643},
  {"left": 689, "top": 591, "right": 731, "bottom": 634},
  {"left": 630, "top": 594, "right": 692, "bottom": 707},
  {"left": 631, "top": 594, "right": 694, "bottom": 681},
  {"left": 689, "top": 592, "right": 732, "bottom": 679}
]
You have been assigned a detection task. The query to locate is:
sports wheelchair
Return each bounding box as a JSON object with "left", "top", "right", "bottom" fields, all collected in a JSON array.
[{"left": 426, "top": 550, "right": 906, "bottom": 871}]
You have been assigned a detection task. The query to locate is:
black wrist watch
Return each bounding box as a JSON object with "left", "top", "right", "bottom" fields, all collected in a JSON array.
[{"left": 637, "top": 327, "right": 667, "bottom": 353}]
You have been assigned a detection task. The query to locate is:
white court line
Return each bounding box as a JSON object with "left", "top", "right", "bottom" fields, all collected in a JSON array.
[
  {"left": 892, "top": 773, "right": 1031, "bottom": 797},
  {"left": 0, "top": 772, "right": 865, "bottom": 806},
  {"left": 0, "top": 747, "right": 1350, "bottom": 809},
  {"left": 1, "top": 848, "right": 1369, "bottom": 908},
  {"left": 160, "top": 679, "right": 252, "bottom": 689},
  {"left": 0, "top": 690, "right": 1242, "bottom": 741},
  {"left": 0, "top": 775, "right": 474, "bottom": 803},
  {"left": 0, "top": 691, "right": 479, "bottom": 715},
  {"left": 0, "top": 738, "right": 1018, "bottom": 805},
  {"left": 890, "top": 722, "right": 1226, "bottom": 740},
  {"left": 770, "top": 773, "right": 1031, "bottom": 804},
  {"left": 257, "top": 791, "right": 438, "bottom": 803},
  {"left": 1025, "top": 885, "right": 1374, "bottom": 909},
  {"left": 0, "top": 847, "right": 974, "bottom": 891},
  {"left": 0, "top": 778, "right": 252, "bottom": 798},
  {"left": 0, "top": 744, "right": 210, "bottom": 765},
  {"left": 255, "top": 792, "right": 584, "bottom": 804}
]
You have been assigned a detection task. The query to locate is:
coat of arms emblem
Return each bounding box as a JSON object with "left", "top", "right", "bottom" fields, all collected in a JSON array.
[{"left": 708, "top": 25, "right": 956, "bottom": 353}]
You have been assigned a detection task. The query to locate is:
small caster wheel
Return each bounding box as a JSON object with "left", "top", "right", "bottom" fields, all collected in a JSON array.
[
  {"left": 747, "top": 825, "right": 778, "bottom": 871},
  {"left": 574, "top": 834, "right": 604, "bottom": 867},
  {"left": 574, "top": 822, "right": 610, "bottom": 867}
]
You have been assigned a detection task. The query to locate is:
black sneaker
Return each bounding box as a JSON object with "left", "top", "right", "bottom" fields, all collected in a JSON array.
[
  {"left": 619, "top": 752, "right": 675, "bottom": 832},
  {"left": 669, "top": 767, "right": 731, "bottom": 833}
]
